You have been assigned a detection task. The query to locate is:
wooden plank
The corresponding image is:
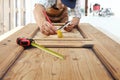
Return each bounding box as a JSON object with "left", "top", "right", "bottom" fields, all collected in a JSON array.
[
  {"left": 10, "top": 0, "right": 13, "bottom": 29},
  {"left": 35, "top": 40, "right": 93, "bottom": 48},
  {"left": 10, "top": 0, "right": 15, "bottom": 29},
  {"left": 3, "top": 0, "right": 10, "bottom": 32},
  {"left": 93, "top": 44, "right": 120, "bottom": 79},
  {"left": 0, "top": 23, "right": 38, "bottom": 79},
  {"left": 34, "top": 38, "right": 92, "bottom": 41},
  {"left": 52, "top": 23, "right": 65, "bottom": 26},
  {"left": 78, "top": 23, "right": 120, "bottom": 79},
  {"left": 3, "top": 48, "right": 113, "bottom": 80},
  {"left": 78, "top": 23, "right": 120, "bottom": 61},
  {"left": 85, "top": 0, "right": 88, "bottom": 16},
  {"left": 20, "top": 0, "right": 25, "bottom": 25},
  {"left": 15, "top": 0, "right": 18, "bottom": 27},
  {"left": 77, "top": 24, "right": 93, "bottom": 38},
  {"left": 16, "top": 0, "right": 20, "bottom": 26}
]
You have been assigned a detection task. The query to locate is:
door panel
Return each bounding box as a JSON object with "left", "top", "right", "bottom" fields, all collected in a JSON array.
[
  {"left": 3, "top": 48, "right": 113, "bottom": 80},
  {"left": 34, "top": 23, "right": 90, "bottom": 39}
]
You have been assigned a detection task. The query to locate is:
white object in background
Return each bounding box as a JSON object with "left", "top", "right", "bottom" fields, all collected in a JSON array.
[{"left": 81, "top": 16, "right": 120, "bottom": 44}]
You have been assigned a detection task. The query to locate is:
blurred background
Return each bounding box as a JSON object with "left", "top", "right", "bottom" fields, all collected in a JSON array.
[{"left": 0, "top": 0, "right": 120, "bottom": 42}]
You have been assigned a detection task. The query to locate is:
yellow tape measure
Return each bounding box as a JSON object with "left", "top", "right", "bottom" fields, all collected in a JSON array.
[{"left": 31, "top": 42, "right": 64, "bottom": 60}]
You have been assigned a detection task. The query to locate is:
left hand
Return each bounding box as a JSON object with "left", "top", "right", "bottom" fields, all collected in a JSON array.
[{"left": 64, "top": 17, "right": 80, "bottom": 32}]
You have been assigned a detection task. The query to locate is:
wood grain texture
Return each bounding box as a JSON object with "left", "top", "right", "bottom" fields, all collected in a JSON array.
[
  {"left": 0, "top": 23, "right": 38, "bottom": 79},
  {"left": 78, "top": 23, "right": 120, "bottom": 79},
  {"left": 52, "top": 23, "right": 65, "bottom": 26},
  {"left": 35, "top": 40, "right": 93, "bottom": 48},
  {"left": 3, "top": 48, "right": 113, "bottom": 80},
  {"left": 1, "top": 23, "right": 120, "bottom": 80},
  {"left": 78, "top": 23, "right": 120, "bottom": 61},
  {"left": 35, "top": 28, "right": 83, "bottom": 39},
  {"left": 33, "top": 38, "right": 92, "bottom": 41},
  {"left": 93, "top": 44, "right": 120, "bottom": 79}
]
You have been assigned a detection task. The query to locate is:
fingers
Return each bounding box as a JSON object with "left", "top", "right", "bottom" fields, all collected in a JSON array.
[
  {"left": 64, "top": 23, "right": 74, "bottom": 32},
  {"left": 41, "top": 26, "right": 50, "bottom": 36},
  {"left": 40, "top": 21, "right": 57, "bottom": 35},
  {"left": 46, "top": 23, "right": 57, "bottom": 35},
  {"left": 64, "top": 18, "right": 79, "bottom": 32},
  {"left": 44, "top": 23, "right": 55, "bottom": 35}
]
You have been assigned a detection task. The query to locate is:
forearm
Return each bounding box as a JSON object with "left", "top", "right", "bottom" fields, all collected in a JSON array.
[
  {"left": 72, "top": 17, "right": 80, "bottom": 25},
  {"left": 71, "top": 0, "right": 81, "bottom": 23},
  {"left": 33, "top": 4, "right": 46, "bottom": 28},
  {"left": 71, "top": 9, "right": 81, "bottom": 25}
]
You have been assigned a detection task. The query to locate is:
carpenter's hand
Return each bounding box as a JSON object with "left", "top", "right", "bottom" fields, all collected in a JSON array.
[
  {"left": 40, "top": 21, "right": 57, "bottom": 36},
  {"left": 64, "top": 17, "right": 80, "bottom": 32}
]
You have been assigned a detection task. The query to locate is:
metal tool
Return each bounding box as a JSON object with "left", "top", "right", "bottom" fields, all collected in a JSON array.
[
  {"left": 17, "top": 37, "right": 64, "bottom": 59},
  {"left": 56, "top": 21, "right": 71, "bottom": 38},
  {"left": 57, "top": 21, "right": 71, "bottom": 30}
]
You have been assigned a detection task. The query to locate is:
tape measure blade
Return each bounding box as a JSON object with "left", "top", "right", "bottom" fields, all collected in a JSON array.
[{"left": 31, "top": 42, "right": 64, "bottom": 59}]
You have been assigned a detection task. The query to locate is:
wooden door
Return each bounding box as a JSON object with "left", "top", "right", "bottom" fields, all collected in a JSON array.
[{"left": 0, "top": 23, "right": 120, "bottom": 80}]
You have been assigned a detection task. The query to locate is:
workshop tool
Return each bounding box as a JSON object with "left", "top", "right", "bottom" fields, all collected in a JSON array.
[
  {"left": 57, "top": 21, "right": 71, "bottom": 30},
  {"left": 16, "top": 38, "right": 64, "bottom": 59},
  {"left": 57, "top": 21, "right": 71, "bottom": 38},
  {"left": 42, "top": 10, "right": 52, "bottom": 24},
  {"left": 42, "top": 10, "right": 64, "bottom": 38}
]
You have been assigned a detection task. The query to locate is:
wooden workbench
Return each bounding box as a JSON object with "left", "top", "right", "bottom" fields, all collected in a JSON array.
[{"left": 0, "top": 23, "right": 120, "bottom": 80}]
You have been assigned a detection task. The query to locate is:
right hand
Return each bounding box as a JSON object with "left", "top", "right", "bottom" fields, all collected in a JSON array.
[{"left": 40, "top": 21, "right": 57, "bottom": 36}]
